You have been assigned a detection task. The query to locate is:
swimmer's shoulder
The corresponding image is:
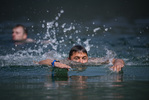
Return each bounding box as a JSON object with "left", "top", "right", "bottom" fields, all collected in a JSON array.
[
  {"left": 25, "top": 38, "right": 35, "bottom": 43},
  {"left": 88, "top": 57, "right": 109, "bottom": 64}
]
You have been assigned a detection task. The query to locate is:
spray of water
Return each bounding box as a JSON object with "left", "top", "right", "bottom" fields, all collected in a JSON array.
[
  {"left": 104, "top": 47, "right": 117, "bottom": 65},
  {"left": 0, "top": 9, "right": 114, "bottom": 67}
]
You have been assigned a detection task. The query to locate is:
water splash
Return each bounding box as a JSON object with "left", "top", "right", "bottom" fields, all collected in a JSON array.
[
  {"left": 104, "top": 47, "right": 117, "bottom": 65},
  {"left": 0, "top": 9, "right": 116, "bottom": 67},
  {"left": 93, "top": 27, "right": 100, "bottom": 32},
  {"left": 83, "top": 39, "right": 93, "bottom": 52}
]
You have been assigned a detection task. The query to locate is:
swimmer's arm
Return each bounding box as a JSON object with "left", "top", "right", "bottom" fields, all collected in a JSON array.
[
  {"left": 110, "top": 58, "right": 125, "bottom": 72},
  {"left": 88, "top": 57, "right": 124, "bottom": 72},
  {"left": 112, "top": 59, "right": 124, "bottom": 65},
  {"left": 88, "top": 57, "right": 109, "bottom": 64},
  {"left": 38, "top": 59, "right": 52, "bottom": 65},
  {"left": 35, "top": 59, "right": 71, "bottom": 69},
  {"left": 26, "top": 38, "right": 35, "bottom": 43}
]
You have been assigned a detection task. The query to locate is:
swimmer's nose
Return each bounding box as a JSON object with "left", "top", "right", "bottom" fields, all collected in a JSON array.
[
  {"left": 12, "top": 33, "right": 16, "bottom": 40},
  {"left": 79, "top": 59, "right": 83, "bottom": 63}
]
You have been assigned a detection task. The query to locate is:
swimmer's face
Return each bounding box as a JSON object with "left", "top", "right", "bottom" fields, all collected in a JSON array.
[
  {"left": 70, "top": 51, "right": 88, "bottom": 63},
  {"left": 12, "top": 27, "right": 27, "bottom": 41}
]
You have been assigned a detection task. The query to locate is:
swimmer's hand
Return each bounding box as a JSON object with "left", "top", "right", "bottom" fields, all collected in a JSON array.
[
  {"left": 33, "top": 61, "right": 39, "bottom": 64},
  {"left": 54, "top": 62, "right": 71, "bottom": 69},
  {"left": 34, "top": 59, "right": 71, "bottom": 69},
  {"left": 110, "top": 59, "right": 124, "bottom": 72}
]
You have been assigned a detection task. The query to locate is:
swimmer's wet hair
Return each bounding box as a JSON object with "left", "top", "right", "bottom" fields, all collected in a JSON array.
[
  {"left": 69, "top": 45, "right": 88, "bottom": 59},
  {"left": 13, "top": 24, "right": 28, "bottom": 35}
]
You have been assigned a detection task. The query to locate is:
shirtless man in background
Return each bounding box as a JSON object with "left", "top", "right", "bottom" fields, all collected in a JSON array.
[{"left": 12, "top": 24, "right": 34, "bottom": 44}]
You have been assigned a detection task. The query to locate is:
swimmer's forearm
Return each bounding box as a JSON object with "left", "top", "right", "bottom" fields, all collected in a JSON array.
[
  {"left": 38, "top": 59, "right": 71, "bottom": 69},
  {"left": 38, "top": 59, "right": 52, "bottom": 66}
]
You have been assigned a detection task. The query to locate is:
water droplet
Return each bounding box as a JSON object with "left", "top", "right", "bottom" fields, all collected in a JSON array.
[
  {"left": 55, "top": 16, "right": 59, "bottom": 20},
  {"left": 42, "top": 24, "right": 45, "bottom": 28},
  {"left": 93, "top": 27, "right": 100, "bottom": 32},
  {"left": 60, "top": 10, "right": 64, "bottom": 13},
  {"left": 105, "top": 28, "right": 108, "bottom": 31},
  {"left": 55, "top": 22, "right": 58, "bottom": 27}
]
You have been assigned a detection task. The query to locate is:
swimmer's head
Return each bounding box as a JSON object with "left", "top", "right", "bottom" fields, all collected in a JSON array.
[
  {"left": 69, "top": 45, "right": 88, "bottom": 63},
  {"left": 12, "top": 24, "right": 28, "bottom": 41}
]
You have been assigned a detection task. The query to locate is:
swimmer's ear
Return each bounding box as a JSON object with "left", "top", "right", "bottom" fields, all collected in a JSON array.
[{"left": 23, "top": 33, "right": 27, "bottom": 40}]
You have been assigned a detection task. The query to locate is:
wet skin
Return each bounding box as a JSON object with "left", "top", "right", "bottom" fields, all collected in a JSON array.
[
  {"left": 69, "top": 51, "right": 88, "bottom": 63},
  {"left": 37, "top": 51, "right": 124, "bottom": 72},
  {"left": 12, "top": 26, "right": 27, "bottom": 41}
]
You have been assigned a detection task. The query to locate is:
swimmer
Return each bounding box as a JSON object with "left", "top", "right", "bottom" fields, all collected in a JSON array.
[
  {"left": 12, "top": 24, "right": 34, "bottom": 44},
  {"left": 36, "top": 45, "right": 125, "bottom": 72}
]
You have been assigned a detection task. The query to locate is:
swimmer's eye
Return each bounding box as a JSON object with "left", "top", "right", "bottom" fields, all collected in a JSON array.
[
  {"left": 83, "top": 57, "right": 88, "bottom": 60},
  {"left": 73, "top": 57, "right": 79, "bottom": 60},
  {"left": 12, "top": 31, "right": 16, "bottom": 34},
  {"left": 16, "top": 32, "right": 20, "bottom": 35}
]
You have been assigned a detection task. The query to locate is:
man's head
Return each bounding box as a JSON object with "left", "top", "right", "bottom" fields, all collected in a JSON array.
[
  {"left": 12, "top": 24, "right": 28, "bottom": 41},
  {"left": 69, "top": 45, "right": 88, "bottom": 63}
]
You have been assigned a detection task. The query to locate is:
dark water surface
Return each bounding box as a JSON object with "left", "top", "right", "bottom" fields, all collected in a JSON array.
[
  {"left": 0, "top": 66, "right": 149, "bottom": 100},
  {"left": 0, "top": 0, "right": 149, "bottom": 100}
]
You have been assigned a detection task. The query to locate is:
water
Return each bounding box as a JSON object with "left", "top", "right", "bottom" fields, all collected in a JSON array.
[{"left": 0, "top": 0, "right": 149, "bottom": 100}]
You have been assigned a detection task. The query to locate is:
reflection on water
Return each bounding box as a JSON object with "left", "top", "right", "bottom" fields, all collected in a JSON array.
[{"left": 0, "top": 66, "right": 149, "bottom": 100}]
